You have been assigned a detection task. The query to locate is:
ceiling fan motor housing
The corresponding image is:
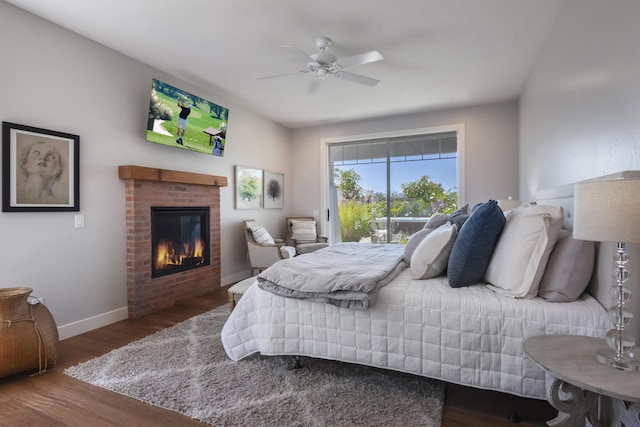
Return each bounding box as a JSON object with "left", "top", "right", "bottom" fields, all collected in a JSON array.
[{"left": 314, "top": 36, "right": 332, "bottom": 51}]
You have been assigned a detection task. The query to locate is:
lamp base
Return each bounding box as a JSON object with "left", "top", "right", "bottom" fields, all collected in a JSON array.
[{"left": 596, "top": 347, "right": 640, "bottom": 371}]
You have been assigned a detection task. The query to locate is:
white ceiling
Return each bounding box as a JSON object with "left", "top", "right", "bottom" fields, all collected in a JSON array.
[{"left": 5, "top": 0, "right": 565, "bottom": 129}]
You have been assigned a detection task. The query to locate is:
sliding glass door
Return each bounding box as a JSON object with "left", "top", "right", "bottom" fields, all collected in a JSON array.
[{"left": 327, "top": 128, "right": 462, "bottom": 244}]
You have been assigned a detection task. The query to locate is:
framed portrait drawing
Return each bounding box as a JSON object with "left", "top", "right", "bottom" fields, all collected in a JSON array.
[
  {"left": 234, "top": 165, "right": 263, "bottom": 210},
  {"left": 263, "top": 171, "right": 284, "bottom": 209},
  {"left": 2, "top": 122, "right": 80, "bottom": 212}
]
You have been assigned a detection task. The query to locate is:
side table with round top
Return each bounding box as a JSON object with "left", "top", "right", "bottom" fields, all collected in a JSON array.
[{"left": 524, "top": 334, "right": 640, "bottom": 426}]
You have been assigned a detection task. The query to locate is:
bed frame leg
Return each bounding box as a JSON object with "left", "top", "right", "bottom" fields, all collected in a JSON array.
[
  {"left": 293, "top": 356, "right": 302, "bottom": 369},
  {"left": 508, "top": 396, "right": 521, "bottom": 423}
]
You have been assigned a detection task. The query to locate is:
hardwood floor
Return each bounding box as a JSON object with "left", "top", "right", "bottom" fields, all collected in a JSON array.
[{"left": 0, "top": 288, "right": 556, "bottom": 426}]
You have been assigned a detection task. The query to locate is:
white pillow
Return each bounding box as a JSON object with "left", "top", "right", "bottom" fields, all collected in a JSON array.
[
  {"left": 291, "top": 220, "right": 317, "bottom": 242},
  {"left": 410, "top": 223, "right": 458, "bottom": 279},
  {"left": 485, "top": 205, "right": 564, "bottom": 298},
  {"left": 250, "top": 226, "right": 275, "bottom": 245}
]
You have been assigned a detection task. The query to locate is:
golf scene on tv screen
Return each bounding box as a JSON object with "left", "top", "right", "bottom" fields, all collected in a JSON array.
[{"left": 146, "top": 79, "right": 229, "bottom": 156}]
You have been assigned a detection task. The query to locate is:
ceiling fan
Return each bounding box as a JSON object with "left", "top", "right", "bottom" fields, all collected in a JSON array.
[{"left": 258, "top": 36, "right": 384, "bottom": 94}]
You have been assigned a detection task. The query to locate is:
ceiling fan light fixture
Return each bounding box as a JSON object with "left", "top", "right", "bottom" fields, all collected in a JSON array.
[{"left": 311, "top": 52, "right": 337, "bottom": 65}]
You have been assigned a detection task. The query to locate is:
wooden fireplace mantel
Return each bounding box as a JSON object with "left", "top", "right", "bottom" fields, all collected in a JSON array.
[{"left": 118, "top": 165, "right": 228, "bottom": 187}]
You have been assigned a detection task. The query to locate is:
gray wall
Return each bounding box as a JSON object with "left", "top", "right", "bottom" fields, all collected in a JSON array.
[
  {"left": 0, "top": 2, "right": 292, "bottom": 338},
  {"left": 520, "top": 0, "right": 640, "bottom": 200},
  {"left": 520, "top": 0, "right": 640, "bottom": 342},
  {"left": 290, "top": 101, "right": 520, "bottom": 234}
]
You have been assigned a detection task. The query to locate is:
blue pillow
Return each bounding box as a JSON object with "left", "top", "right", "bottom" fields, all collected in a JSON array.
[
  {"left": 447, "top": 200, "right": 505, "bottom": 288},
  {"left": 448, "top": 204, "right": 470, "bottom": 230}
]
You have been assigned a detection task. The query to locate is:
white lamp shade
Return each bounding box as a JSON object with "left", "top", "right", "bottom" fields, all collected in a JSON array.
[{"left": 573, "top": 179, "right": 640, "bottom": 243}]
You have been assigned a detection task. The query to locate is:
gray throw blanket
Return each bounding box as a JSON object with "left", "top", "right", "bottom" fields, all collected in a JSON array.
[{"left": 257, "top": 243, "right": 406, "bottom": 310}]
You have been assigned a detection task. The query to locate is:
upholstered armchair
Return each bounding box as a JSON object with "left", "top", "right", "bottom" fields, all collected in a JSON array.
[
  {"left": 244, "top": 220, "right": 295, "bottom": 275},
  {"left": 285, "top": 217, "right": 329, "bottom": 255}
]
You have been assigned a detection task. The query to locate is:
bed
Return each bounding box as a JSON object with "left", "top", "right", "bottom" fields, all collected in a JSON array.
[{"left": 221, "top": 184, "right": 612, "bottom": 400}]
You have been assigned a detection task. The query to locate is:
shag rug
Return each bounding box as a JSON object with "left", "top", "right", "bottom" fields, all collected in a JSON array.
[{"left": 65, "top": 305, "right": 444, "bottom": 426}]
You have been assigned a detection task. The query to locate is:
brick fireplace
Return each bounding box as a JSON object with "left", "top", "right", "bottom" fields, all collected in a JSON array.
[{"left": 119, "top": 165, "right": 227, "bottom": 318}]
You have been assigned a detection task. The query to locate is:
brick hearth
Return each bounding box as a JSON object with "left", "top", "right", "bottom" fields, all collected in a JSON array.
[{"left": 119, "top": 166, "right": 228, "bottom": 318}]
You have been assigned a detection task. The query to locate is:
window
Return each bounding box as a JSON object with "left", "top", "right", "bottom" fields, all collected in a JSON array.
[{"left": 323, "top": 125, "right": 464, "bottom": 244}]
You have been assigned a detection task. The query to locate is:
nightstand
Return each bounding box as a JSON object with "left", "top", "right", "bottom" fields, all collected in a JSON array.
[{"left": 524, "top": 334, "right": 640, "bottom": 426}]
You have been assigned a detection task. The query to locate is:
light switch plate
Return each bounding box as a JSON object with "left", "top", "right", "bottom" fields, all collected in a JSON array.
[{"left": 74, "top": 214, "right": 85, "bottom": 228}]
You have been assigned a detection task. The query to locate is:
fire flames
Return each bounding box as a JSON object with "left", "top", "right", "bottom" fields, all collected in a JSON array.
[{"left": 155, "top": 238, "right": 205, "bottom": 270}]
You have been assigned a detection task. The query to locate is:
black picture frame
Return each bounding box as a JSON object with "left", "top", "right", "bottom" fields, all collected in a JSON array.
[
  {"left": 2, "top": 122, "right": 80, "bottom": 212},
  {"left": 263, "top": 170, "right": 284, "bottom": 209}
]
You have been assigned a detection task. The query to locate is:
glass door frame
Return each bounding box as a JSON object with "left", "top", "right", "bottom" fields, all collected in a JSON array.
[{"left": 319, "top": 123, "right": 466, "bottom": 244}]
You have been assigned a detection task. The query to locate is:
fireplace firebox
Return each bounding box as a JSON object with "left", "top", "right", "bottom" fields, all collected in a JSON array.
[{"left": 151, "top": 207, "right": 210, "bottom": 278}]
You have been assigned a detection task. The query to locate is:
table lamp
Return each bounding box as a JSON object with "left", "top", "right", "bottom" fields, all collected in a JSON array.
[
  {"left": 573, "top": 176, "right": 640, "bottom": 371},
  {"left": 497, "top": 197, "right": 522, "bottom": 211}
]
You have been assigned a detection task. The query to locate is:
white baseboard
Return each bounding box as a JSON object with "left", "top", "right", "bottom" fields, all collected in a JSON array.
[
  {"left": 58, "top": 306, "right": 128, "bottom": 340},
  {"left": 58, "top": 273, "right": 252, "bottom": 340}
]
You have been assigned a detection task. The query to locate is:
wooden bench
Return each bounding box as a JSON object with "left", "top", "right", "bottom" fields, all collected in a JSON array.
[{"left": 227, "top": 276, "right": 257, "bottom": 312}]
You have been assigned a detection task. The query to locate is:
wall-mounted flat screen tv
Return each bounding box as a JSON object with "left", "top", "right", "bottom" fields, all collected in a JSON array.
[{"left": 146, "top": 79, "right": 229, "bottom": 156}]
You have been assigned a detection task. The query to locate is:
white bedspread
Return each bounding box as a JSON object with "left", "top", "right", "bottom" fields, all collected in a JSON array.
[{"left": 221, "top": 269, "right": 609, "bottom": 400}]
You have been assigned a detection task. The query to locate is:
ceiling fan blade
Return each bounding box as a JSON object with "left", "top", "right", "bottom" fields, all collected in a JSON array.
[
  {"left": 337, "top": 50, "right": 384, "bottom": 69},
  {"left": 258, "top": 70, "right": 308, "bottom": 80},
  {"left": 337, "top": 71, "right": 380, "bottom": 87},
  {"left": 281, "top": 44, "right": 315, "bottom": 62}
]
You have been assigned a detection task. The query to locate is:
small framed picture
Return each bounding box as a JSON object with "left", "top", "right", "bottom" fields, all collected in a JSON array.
[
  {"left": 234, "top": 165, "right": 262, "bottom": 210},
  {"left": 2, "top": 122, "right": 80, "bottom": 212},
  {"left": 263, "top": 171, "right": 284, "bottom": 209}
]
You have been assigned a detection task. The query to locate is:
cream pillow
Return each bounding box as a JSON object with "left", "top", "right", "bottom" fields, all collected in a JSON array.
[
  {"left": 410, "top": 223, "right": 458, "bottom": 279},
  {"left": 485, "top": 205, "right": 564, "bottom": 298},
  {"left": 250, "top": 226, "right": 275, "bottom": 245},
  {"left": 291, "top": 220, "right": 317, "bottom": 242}
]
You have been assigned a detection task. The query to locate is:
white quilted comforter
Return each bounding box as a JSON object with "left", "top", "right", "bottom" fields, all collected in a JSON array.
[{"left": 221, "top": 269, "right": 609, "bottom": 399}]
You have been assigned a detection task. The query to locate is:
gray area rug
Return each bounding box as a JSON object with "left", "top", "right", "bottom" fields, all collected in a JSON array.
[{"left": 65, "top": 305, "right": 444, "bottom": 426}]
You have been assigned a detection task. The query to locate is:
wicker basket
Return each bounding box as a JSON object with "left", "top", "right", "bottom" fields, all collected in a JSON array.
[{"left": 0, "top": 287, "right": 59, "bottom": 378}]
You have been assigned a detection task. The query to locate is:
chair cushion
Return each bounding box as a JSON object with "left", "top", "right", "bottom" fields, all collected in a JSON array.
[
  {"left": 295, "top": 242, "right": 328, "bottom": 255},
  {"left": 280, "top": 245, "right": 296, "bottom": 259},
  {"left": 290, "top": 220, "right": 317, "bottom": 243},
  {"left": 249, "top": 226, "right": 275, "bottom": 245}
]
